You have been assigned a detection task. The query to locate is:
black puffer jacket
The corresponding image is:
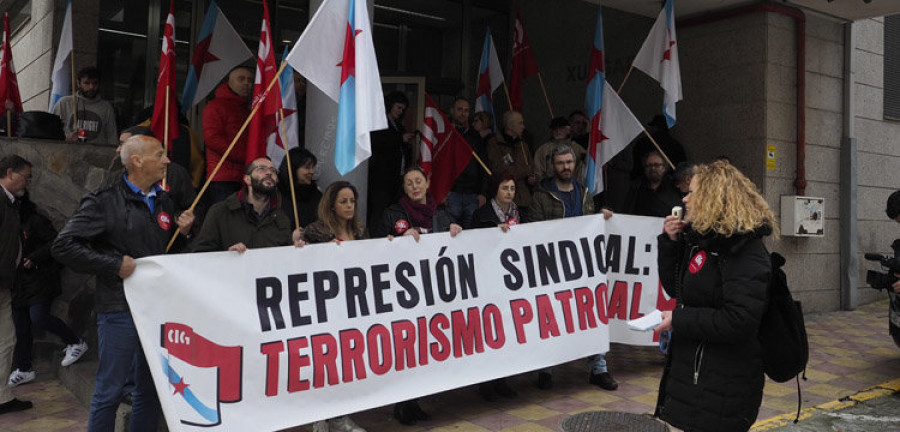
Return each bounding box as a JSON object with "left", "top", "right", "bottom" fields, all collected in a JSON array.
[
  {"left": 655, "top": 225, "right": 771, "bottom": 432},
  {"left": 52, "top": 178, "right": 189, "bottom": 313},
  {"left": 13, "top": 195, "right": 62, "bottom": 307},
  {"left": 378, "top": 203, "right": 454, "bottom": 237}
]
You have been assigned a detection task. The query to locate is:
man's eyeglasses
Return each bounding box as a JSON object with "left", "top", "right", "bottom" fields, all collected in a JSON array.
[
  {"left": 14, "top": 171, "right": 32, "bottom": 182},
  {"left": 644, "top": 163, "right": 666, "bottom": 169}
]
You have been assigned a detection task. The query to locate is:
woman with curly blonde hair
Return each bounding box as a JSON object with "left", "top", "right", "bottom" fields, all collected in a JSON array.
[{"left": 653, "top": 161, "right": 774, "bottom": 432}]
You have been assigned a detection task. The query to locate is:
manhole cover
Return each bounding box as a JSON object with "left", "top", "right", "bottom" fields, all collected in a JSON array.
[{"left": 560, "top": 411, "right": 670, "bottom": 432}]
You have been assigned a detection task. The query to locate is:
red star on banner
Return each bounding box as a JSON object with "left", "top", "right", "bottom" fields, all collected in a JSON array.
[
  {"left": 172, "top": 377, "right": 190, "bottom": 396},
  {"left": 191, "top": 36, "right": 220, "bottom": 79}
]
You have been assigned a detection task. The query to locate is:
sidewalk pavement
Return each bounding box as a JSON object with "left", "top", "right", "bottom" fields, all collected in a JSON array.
[{"left": 2, "top": 299, "right": 898, "bottom": 432}]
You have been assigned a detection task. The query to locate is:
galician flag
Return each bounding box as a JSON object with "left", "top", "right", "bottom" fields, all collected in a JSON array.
[
  {"left": 245, "top": 0, "right": 284, "bottom": 165},
  {"left": 150, "top": 0, "right": 179, "bottom": 151},
  {"left": 286, "top": 0, "right": 386, "bottom": 176},
  {"left": 274, "top": 45, "right": 300, "bottom": 168},
  {"left": 632, "top": 0, "right": 682, "bottom": 128},
  {"left": 585, "top": 6, "right": 643, "bottom": 195},
  {"left": 475, "top": 27, "right": 504, "bottom": 129},
  {"left": 48, "top": 0, "right": 72, "bottom": 111},
  {"left": 181, "top": 0, "right": 253, "bottom": 112}
]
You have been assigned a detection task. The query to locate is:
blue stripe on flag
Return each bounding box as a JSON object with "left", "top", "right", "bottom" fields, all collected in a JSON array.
[
  {"left": 161, "top": 356, "right": 219, "bottom": 424},
  {"left": 335, "top": 77, "right": 357, "bottom": 175}
]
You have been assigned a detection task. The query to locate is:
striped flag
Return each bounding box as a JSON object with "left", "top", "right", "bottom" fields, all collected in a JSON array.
[
  {"left": 632, "top": 0, "right": 682, "bottom": 128},
  {"left": 286, "top": 0, "right": 386, "bottom": 176},
  {"left": 181, "top": 0, "right": 253, "bottom": 112},
  {"left": 48, "top": 0, "right": 72, "bottom": 111},
  {"left": 585, "top": 6, "right": 643, "bottom": 195},
  {"left": 273, "top": 45, "right": 300, "bottom": 168},
  {"left": 474, "top": 27, "right": 504, "bottom": 129}
]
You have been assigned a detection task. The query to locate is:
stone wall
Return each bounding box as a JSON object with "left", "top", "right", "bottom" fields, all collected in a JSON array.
[
  {"left": 0, "top": 137, "right": 116, "bottom": 358},
  {"left": 852, "top": 17, "right": 900, "bottom": 305}
]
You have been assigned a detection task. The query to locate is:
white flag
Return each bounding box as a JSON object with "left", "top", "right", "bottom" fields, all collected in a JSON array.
[
  {"left": 49, "top": 0, "right": 72, "bottom": 111},
  {"left": 286, "top": 0, "right": 386, "bottom": 175},
  {"left": 632, "top": 0, "right": 682, "bottom": 128}
]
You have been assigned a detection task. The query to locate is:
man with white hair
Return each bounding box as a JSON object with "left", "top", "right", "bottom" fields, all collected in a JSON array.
[{"left": 53, "top": 135, "right": 195, "bottom": 431}]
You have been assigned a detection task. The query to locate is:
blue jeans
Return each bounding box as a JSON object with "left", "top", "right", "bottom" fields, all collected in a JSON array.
[
  {"left": 12, "top": 302, "right": 80, "bottom": 371},
  {"left": 445, "top": 191, "right": 480, "bottom": 228},
  {"left": 88, "top": 312, "right": 159, "bottom": 432}
]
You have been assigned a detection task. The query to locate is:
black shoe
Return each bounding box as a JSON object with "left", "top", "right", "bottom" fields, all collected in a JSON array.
[
  {"left": 393, "top": 401, "right": 417, "bottom": 425},
  {"left": 494, "top": 378, "right": 517, "bottom": 398},
  {"left": 589, "top": 372, "right": 618, "bottom": 391},
  {"left": 536, "top": 372, "right": 553, "bottom": 390},
  {"left": 478, "top": 382, "right": 498, "bottom": 402},
  {"left": 0, "top": 398, "right": 32, "bottom": 415},
  {"left": 408, "top": 399, "right": 430, "bottom": 421}
]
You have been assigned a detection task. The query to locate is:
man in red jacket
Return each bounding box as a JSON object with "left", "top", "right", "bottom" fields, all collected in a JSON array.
[{"left": 202, "top": 66, "right": 253, "bottom": 205}]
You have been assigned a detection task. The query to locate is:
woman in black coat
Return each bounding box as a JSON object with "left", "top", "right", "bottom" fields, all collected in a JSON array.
[
  {"left": 470, "top": 173, "right": 527, "bottom": 229},
  {"left": 654, "top": 161, "right": 775, "bottom": 432},
  {"left": 277, "top": 147, "right": 322, "bottom": 230},
  {"left": 9, "top": 192, "right": 85, "bottom": 387},
  {"left": 377, "top": 167, "right": 461, "bottom": 239}
]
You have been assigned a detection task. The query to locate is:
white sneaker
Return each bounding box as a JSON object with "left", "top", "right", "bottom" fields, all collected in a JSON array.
[
  {"left": 8, "top": 369, "right": 35, "bottom": 387},
  {"left": 61, "top": 341, "right": 88, "bottom": 367},
  {"left": 329, "top": 416, "right": 366, "bottom": 432}
]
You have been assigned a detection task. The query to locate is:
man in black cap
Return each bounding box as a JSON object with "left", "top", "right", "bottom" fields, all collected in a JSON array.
[
  {"left": 533, "top": 116, "right": 587, "bottom": 184},
  {"left": 630, "top": 114, "right": 687, "bottom": 180}
]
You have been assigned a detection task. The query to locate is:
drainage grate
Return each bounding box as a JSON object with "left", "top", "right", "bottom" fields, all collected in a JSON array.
[{"left": 560, "top": 411, "right": 670, "bottom": 432}]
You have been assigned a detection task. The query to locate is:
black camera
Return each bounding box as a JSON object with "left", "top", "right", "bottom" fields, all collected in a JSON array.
[{"left": 864, "top": 239, "right": 900, "bottom": 290}]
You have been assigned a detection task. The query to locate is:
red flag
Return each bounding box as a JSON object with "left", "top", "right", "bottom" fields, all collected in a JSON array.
[
  {"left": 151, "top": 1, "right": 179, "bottom": 151},
  {"left": 421, "top": 94, "right": 474, "bottom": 204},
  {"left": 245, "top": 1, "right": 283, "bottom": 164},
  {"left": 510, "top": 11, "right": 539, "bottom": 112},
  {"left": 0, "top": 13, "right": 22, "bottom": 125}
]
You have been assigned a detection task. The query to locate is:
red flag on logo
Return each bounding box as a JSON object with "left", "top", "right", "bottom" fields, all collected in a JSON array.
[
  {"left": 151, "top": 1, "right": 180, "bottom": 151},
  {"left": 510, "top": 10, "right": 539, "bottom": 112},
  {"left": 420, "top": 94, "right": 474, "bottom": 204},
  {"left": 0, "top": 13, "right": 22, "bottom": 127},
  {"left": 245, "top": 0, "right": 283, "bottom": 164}
]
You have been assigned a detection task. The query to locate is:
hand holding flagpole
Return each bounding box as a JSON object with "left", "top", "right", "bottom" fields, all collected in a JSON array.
[{"left": 167, "top": 60, "right": 290, "bottom": 252}]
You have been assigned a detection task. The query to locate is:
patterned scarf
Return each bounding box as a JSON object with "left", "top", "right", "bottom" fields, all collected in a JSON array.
[{"left": 491, "top": 199, "right": 520, "bottom": 224}]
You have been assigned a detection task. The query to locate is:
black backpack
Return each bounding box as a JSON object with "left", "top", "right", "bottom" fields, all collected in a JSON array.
[
  {"left": 759, "top": 252, "right": 808, "bottom": 382},
  {"left": 758, "top": 251, "right": 808, "bottom": 422}
]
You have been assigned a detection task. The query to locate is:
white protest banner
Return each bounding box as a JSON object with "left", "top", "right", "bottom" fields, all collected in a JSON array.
[{"left": 125, "top": 213, "right": 668, "bottom": 431}]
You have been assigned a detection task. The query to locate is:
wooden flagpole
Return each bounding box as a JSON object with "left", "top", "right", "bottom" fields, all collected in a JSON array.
[
  {"left": 641, "top": 127, "right": 675, "bottom": 170},
  {"left": 536, "top": 72, "right": 554, "bottom": 119},
  {"left": 279, "top": 107, "right": 300, "bottom": 229},
  {"left": 167, "top": 60, "right": 290, "bottom": 252},
  {"left": 162, "top": 88, "right": 169, "bottom": 190},
  {"left": 616, "top": 65, "right": 634, "bottom": 95},
  {"left": 70, "top": 51, "right": 77, "bottom": 135},
  {"left": 501, "top": 81, "right": 513, "bottom": 111}
]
